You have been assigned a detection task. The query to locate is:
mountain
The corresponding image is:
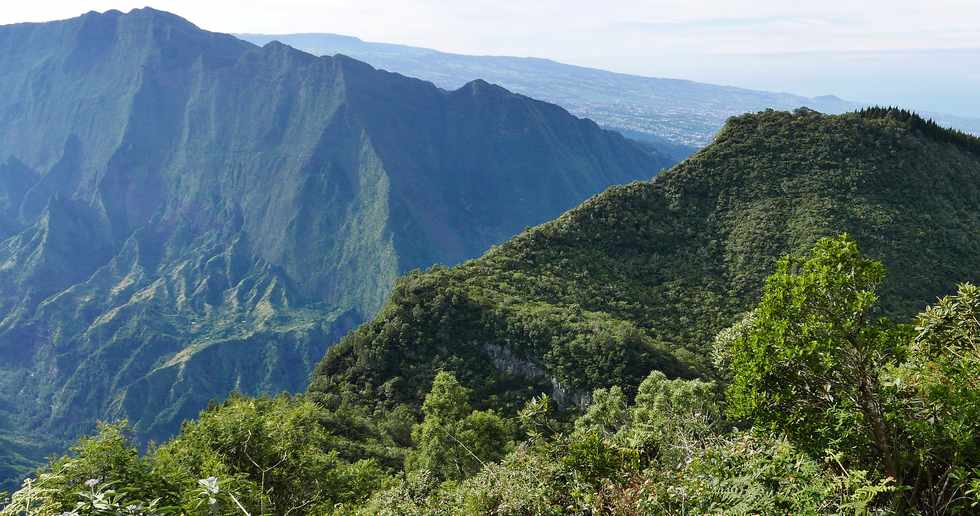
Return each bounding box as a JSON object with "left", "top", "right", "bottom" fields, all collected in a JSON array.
[
  {"left": 0, "top": 8, "right": 672, "bottom": 489},
  {"left": 239, "top": 33, "right": 980, "bottom": 148},
  {"left": 6, "top": 109, "right": 979, "bottom": 515},
  {"left": 4, "top": 107, "right": 978, "bottom": 515},
  {"left": 310, "top": 108, "right": 980, "bottom": 413}
]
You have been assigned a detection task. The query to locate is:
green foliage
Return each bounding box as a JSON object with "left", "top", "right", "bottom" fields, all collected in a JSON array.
[
  {"left": 574, "top": 386, "right": 630, "bottom": 437},
  {"left": 517, "top": 394, "right": 561, "bottom": 440},
  {"left": 364, "top": 370, "right": 890, "bottom": 515},
  {"left": 628, "top": 371, "right": 723, "bottom": 466},
  {"left": 357, "top": 236, "right": 974, "bottom": 515},
  {"left": 9, "top": 264, "right": 976, "bottom": 515},
  {"left": 890, "top": 283, "right": 980, "bottom": 513},
  {"left": 725, "top": 234, "right": 908, "bottom": 469},
  {"left": 2, "top": 397, "right": 395, "bottom": 515},
  {"left": 565, "top": 371, "right": 725, "bottom": 485},
  {"left": 0, "top": 423, "right": 180, "bottom": 515},
  {"left": 406, "top": 372, "right": 513, "bottom": 482},
  {"left": 858, "top": 107, "right": 980, "bottom": 157},
  {"left": 628, "top": 433, "right": 895, "bottom": 515},
  {"left": 151, "top": 394, "right": 390, "bottom": 514},
  {"left": 722, "top": 235, "right": 980, "bottom": 513},
  {"left": 7, "top": 101, "right": 980, "bottom": 514},
  {"left": 312, "top": 107, "right": 980, "bottom": 420}
]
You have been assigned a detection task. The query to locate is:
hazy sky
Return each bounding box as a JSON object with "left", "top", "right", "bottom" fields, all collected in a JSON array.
[{"left": 3, "top": 1, "right": 979, "bottom": 116}]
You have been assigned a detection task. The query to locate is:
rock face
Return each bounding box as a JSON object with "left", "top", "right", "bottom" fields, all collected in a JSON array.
[
  {"left": 310, "top": 108, "right": 980, "bottom": 414},
  {"left": 0, "top": 7, "right": 670, "bottom": 477}
]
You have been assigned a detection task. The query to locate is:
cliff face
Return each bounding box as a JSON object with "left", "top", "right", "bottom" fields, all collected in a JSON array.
[{"left": 0, "top": 7, "right": 670, "bottom": 476}]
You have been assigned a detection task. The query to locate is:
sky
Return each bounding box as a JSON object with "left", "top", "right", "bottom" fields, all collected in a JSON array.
[{"left": 2, "top": 1, "right": 978, "bottom": 116}]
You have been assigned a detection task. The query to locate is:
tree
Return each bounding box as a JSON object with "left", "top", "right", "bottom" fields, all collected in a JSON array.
[
  {"left": 628, "top": 371, "right": 722, "bottom": 466},
  {"left": 724, "top": 234, "right": 909, "bottom": 481},
  {"left": 629, "top": 432, "right": 894, "bottom": 515},
  {"left": 573, "top": 386, "right": 629, "bottom": 438},
  {"left": 151, "top": 394, "right": 387, "bottom": 515},
  {"left": 722, "top": 235, "right": 980, "bottom": 513},
  {"left": 891, "top": 283, "right": 980, "bottom": 512},
  {"left": 406, "top": 372, "right": 511, "bottom": 481},
  {"left": 0, "top": 422, "right": 180, "bottom": 515}
]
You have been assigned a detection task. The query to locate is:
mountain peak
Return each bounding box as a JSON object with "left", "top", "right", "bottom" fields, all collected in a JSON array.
[
  {"left": 67, "top": 7, "right": 209, "bottom": 39},
  {"left": 332, "top": 52, "right": 377, "bottom": 70},
  {"left": 126, "top": 6, "right": 189, "bottom": 19},
  {"left": 311, "top": 108, "right": 980, "bottom": 413},
  {"left": 260, "top": 39, "right": 288, "bottom": 48},
  {"left": 458, "top": 78, "right": 513, "bottom": 97},
  {"left": 73, "top": 7, "right": 198, "bottom": 27},
  {"left": 714, "top": 107, "right": 980, "bottom": 156},
  {"left": 0, "top": 9, "right": 672, "bottom": 486},
  {"left": 464, "top": 78, "right": 497, "bottom": 89},
  {"left": 83, "top": 9, "right": 122, "bottom": 17}
]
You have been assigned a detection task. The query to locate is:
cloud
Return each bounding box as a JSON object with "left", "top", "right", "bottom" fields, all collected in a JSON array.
[
  {"left": 611, "top": 15, "right": 853, "bottom": 32},
  {"left": 4, "top": 1, "right": 979, "bottom": 56}
]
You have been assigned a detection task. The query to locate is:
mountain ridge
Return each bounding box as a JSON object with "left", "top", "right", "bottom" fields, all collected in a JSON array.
[
  {"left": 3, "top": 106, "right": 978, "bottom": 514},
  {"left": 310, "top": 107, "right": 980, "bottom": 413},
  {"left": 240, "top": 32, "right": 980, "bottom": 147},
  {"left": 0, "top": 8, "right": 672, "bottom": 489}
]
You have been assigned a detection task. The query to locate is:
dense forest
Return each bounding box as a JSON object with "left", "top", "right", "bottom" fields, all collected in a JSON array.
[
  {"left": 1, "top": 235, "right": 978, "bottom": 514},
  {"left": 312, "top": 107, "right": 980, "bottom": 414},
  {"left": 2, "top": 108, "right": 978, "bottom": 514}
]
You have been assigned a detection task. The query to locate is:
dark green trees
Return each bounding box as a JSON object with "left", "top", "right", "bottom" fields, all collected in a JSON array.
[
  {"left": 152, "top": 395, "right": 388, "bottom": 514},
  {"left": 724, "top": 234, "right": 908, "bottom": 478},
  {"left": 722, "top": 235, "right": 980, "bottom": 513},
  {"left": 6, "top": 249, "right": 977, "bottom": 513},
  {"left": 312, "top": 107, "right": 980, "bottom": 424},
  {"left": 894, "top": 283, "right": 980, "bottom": 512},
  {"left": 406, "top": 372, "right": 512, "bottom": 482}
]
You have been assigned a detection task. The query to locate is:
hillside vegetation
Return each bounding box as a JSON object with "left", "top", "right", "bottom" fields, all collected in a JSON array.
[
  {"left": 5, "top": 107, "right": 977, "bottom": 515},
  {"left": 4, "top": 235, "right": 977, "bottom": 514},
  {"left": 311, "top": 108, "right": 980, "bottom": 412}
]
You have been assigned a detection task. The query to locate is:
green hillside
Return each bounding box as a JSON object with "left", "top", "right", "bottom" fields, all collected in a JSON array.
[
  {"left": 4, "top": 108, "right": 978, "bottom": 515},
  {"left": 0, "top": 8, "right": 671, "bottom": 489},
  {"left": 311, "top": 107, "right": 980, "bottom": 412}
]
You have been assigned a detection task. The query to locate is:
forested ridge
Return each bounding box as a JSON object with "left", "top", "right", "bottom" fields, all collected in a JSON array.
[
  {"left": 312, "top": 107, "right": 980, "bottom": 412},
  {"left": 3, "top": 236, "right": 977, "bottom": 515},
  {"left": 2, "top": 108, "right": 978, "bottom": 515}
]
